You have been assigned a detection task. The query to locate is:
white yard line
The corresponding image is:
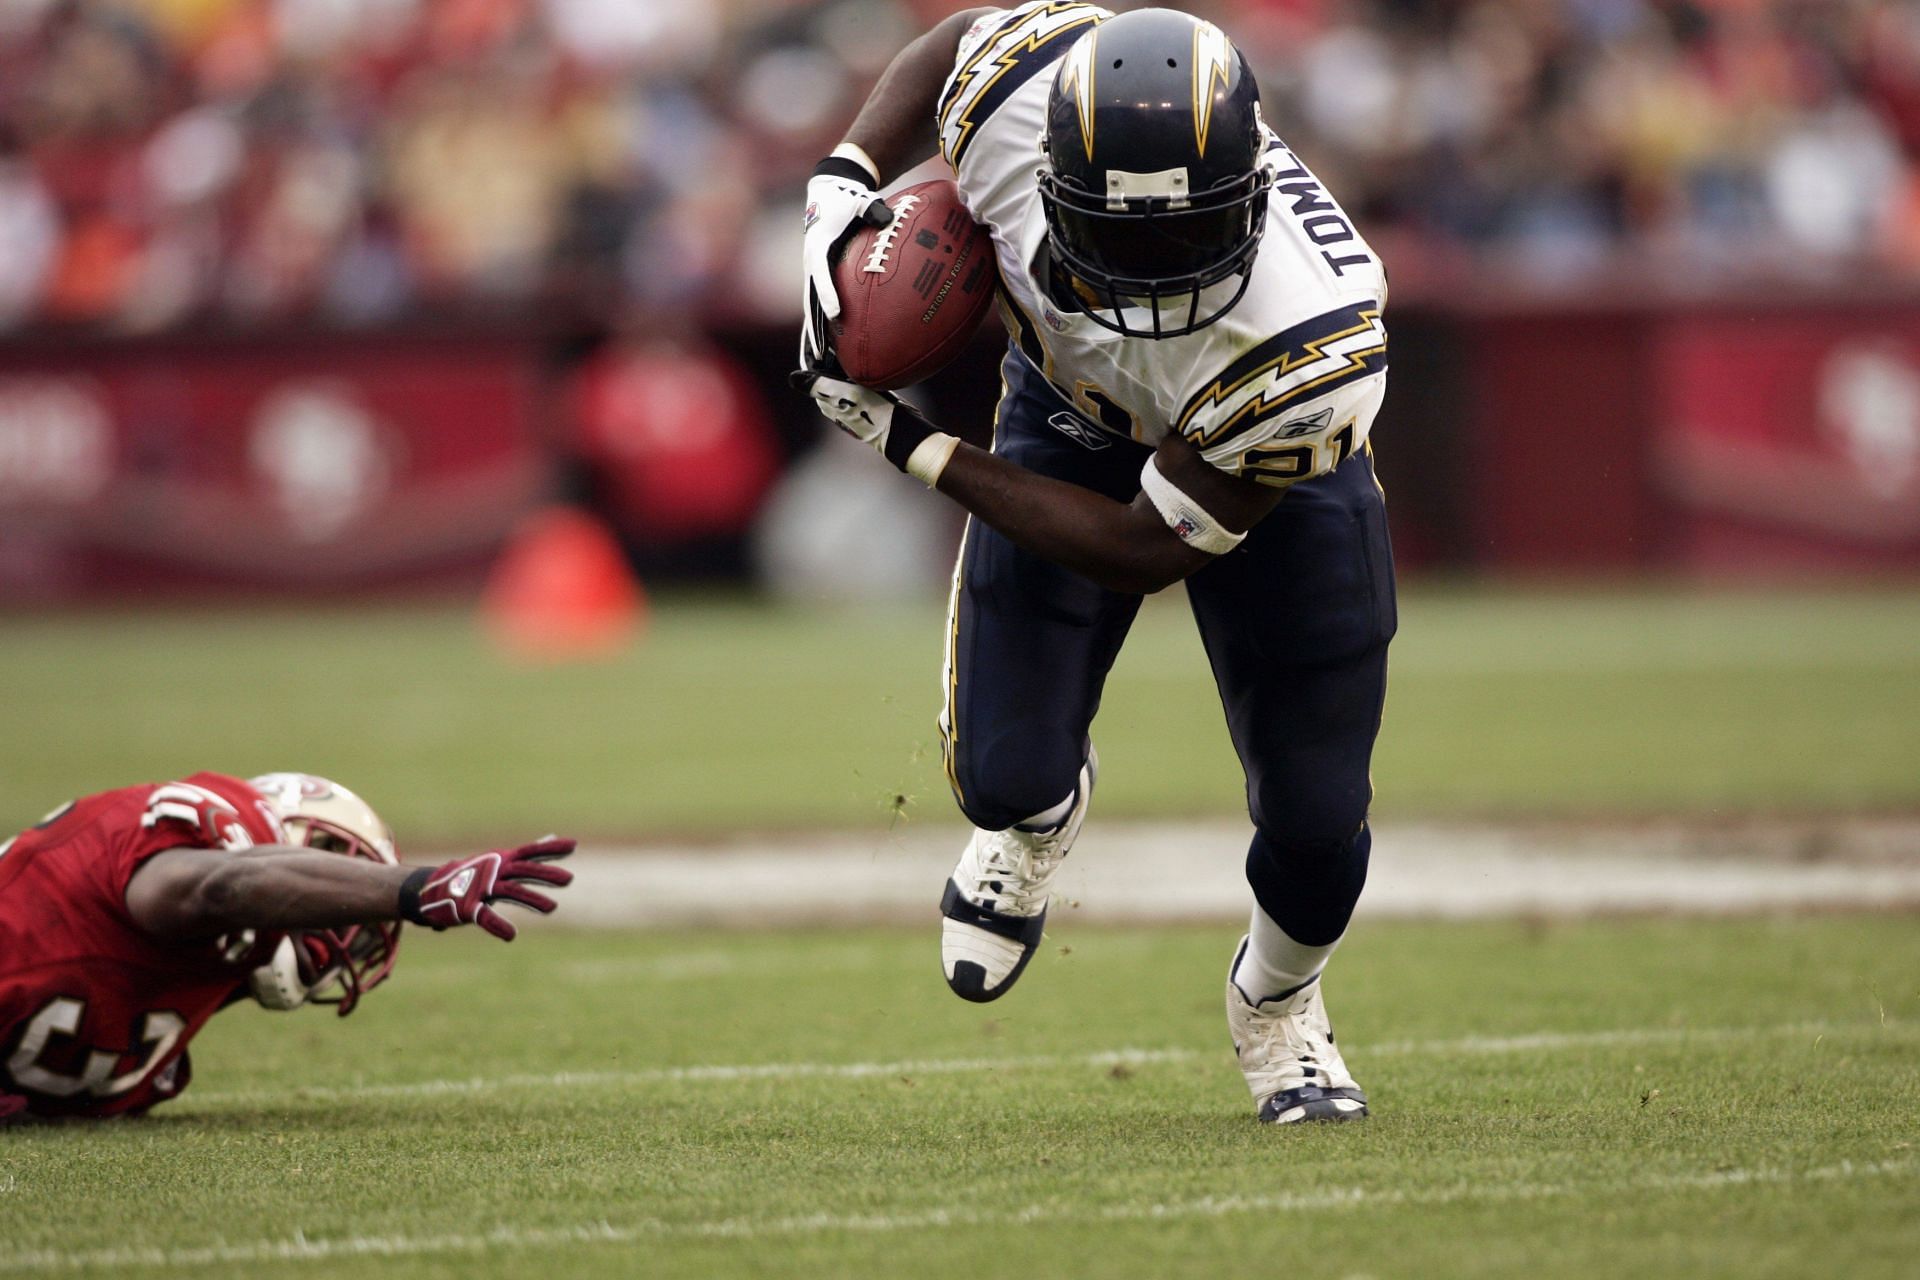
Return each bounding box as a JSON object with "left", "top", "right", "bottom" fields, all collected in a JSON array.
[
  {"left": 0, "top": 1158, "right": 1908, "bottom": 1272},
  {"left": 549, "top": 817, "right": 1920, "bottom": 929},
  {"left": 185, "top": 1018, "right": 1903, "bottom": 1109}
]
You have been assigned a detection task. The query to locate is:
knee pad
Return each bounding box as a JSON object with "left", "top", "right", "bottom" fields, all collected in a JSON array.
[
  {"left": 1244, "top": 822, "right": 1371, "bottom": 948},
  {"left": 949, "top": 732, "right": 1089, "bottom": 833}
]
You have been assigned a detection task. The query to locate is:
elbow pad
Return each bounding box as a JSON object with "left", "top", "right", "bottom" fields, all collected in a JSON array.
[{"left": 1140, "top": 458, "right": 1247, "bottom": 556}]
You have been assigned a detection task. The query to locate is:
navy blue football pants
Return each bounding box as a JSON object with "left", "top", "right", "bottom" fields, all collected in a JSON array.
[{"left": 938, "top": 347, "right": 1396, "bottom": 947}]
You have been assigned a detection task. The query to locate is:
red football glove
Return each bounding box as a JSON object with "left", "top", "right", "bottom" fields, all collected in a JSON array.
[{"left": 398, "top": 838, "right": 575, "bottom": 941}]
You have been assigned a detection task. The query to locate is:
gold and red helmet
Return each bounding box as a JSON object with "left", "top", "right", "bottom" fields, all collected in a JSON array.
[{"left": 247, "top": 772, "right": 401, "bottom": 1016}]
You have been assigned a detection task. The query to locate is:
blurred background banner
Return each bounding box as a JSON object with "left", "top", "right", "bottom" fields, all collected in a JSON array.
[
  {"left": 0, "top": 327, "right": 547, "bottom": 594},
  {"left": 2, "top": 0, "right": 1920, "bottom": 600}
]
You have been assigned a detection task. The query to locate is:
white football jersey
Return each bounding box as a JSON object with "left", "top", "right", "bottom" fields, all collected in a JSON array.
[{"left": 936, "top": 1, "right": 1388, "bottom": 487}]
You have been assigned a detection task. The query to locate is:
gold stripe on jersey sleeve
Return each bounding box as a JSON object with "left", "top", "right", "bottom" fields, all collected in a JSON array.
[
  {"left": 1176, "top": 305, "right": 1386, "bottom": 449},
  {"left": 937, "top": 5, "right": 1040, "bottom": 125},
  {"left": 940, "top": 3, "right": 1106, "bottom": 168}
]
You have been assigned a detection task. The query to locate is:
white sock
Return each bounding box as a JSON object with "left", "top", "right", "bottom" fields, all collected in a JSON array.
[{"left": 1233, "top": 906, "right": 1341, "bottom": 1003}]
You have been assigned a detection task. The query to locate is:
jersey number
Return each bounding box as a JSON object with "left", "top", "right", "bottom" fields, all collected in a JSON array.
[
  {"left": 1241, "top": 420, "right": 1358, "bottom": 485},
  {"left": 1072, "top": 381, "right": 1140, "bottom": 441},
  {"left": 5, "top": 997, "right": 185, "bottom": 1100}
]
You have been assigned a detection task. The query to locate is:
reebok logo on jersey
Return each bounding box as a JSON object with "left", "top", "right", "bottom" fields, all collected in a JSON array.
[
  {"left": 1049, "top": 411, "right": 1111, "bottom": 450},
  {"left": 1277, "top": 407, "right": 1335, "bottom": 440}
]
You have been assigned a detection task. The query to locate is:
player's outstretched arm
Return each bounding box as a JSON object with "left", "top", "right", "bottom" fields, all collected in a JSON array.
[
  {"left": 802, "top": 375, "right": 1282, "bottom": 593},
  {"left": 125, "top": 839, "right": 576, "bottom": 943}
]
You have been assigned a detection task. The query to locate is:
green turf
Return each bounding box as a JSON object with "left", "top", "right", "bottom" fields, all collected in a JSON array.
[
  {"left": 1, "top": 915, "right": 1915, "bottom": 1278},
  {"left": 2, "top": 587, "right": 1916, "bottom": 841}
]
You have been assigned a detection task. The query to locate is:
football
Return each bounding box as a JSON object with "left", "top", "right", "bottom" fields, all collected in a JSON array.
[{"left": 830, "top": 179, "right": 998, "bottom": 389}]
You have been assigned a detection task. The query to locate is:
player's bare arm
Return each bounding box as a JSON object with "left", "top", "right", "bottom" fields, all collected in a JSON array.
[
  {"left": 125, "top": 838, "right": 576, "bottom": 943},
  {"left": 804, "top": 377, "right": 1283, "bottom": 593},
  {"left": 932, "top": 431, "right": 1283, "bottom": 594},
  {"left": 843, "top": 7, "right": 996, "bottom": 179},
  {"left": 126, "top": 845, "right": 411, "bottom": 938}
]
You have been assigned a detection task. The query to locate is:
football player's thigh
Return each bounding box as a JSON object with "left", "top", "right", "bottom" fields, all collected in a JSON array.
[
  {"left": 1184, "top": 451, "right": 1397, "bottom": 836},
  {"left": 941, "top": 356, "right": 1148, "bottom": 829}
]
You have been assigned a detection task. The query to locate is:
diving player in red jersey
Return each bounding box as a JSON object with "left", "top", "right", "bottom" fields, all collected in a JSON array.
[{"left": 0, "top": 771, "right": 574, "bottom": 1121}]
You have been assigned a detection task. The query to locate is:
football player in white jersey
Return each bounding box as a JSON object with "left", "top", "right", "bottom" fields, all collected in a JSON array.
[{"left": 797, "top": 3, "right": 1394, "bottom": 1124}]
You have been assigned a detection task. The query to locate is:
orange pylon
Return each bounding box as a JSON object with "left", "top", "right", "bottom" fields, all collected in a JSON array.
[{"left": 481, "top": 506, "right": 646, "bottom": 660}]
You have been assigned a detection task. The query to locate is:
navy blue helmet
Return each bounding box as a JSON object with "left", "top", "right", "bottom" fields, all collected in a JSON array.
[{"left": 1038, "top": 8, "right": 1270, "bottom": 337}]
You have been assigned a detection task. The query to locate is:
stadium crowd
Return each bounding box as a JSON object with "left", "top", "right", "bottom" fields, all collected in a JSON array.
[{"left": 0, "top": 0, "right": 1917, "bottom": 333}]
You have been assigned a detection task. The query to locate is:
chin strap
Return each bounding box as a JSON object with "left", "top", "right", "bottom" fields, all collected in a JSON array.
[{"left": 249, "top": 936, "right": 318, "bottom": 1011}]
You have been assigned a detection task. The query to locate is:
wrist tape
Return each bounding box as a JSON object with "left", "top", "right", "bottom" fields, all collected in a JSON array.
[
  {"left": 814, "top": 143, "right": 880, "bottom": 187},
  {"left": 905, "top": 433, "right": 960, "bottom": 487},
  {"left": 878, "top": 403, "right": 935, "bottom": 470},
  {"left": 1139, "top": 458, "right": 1247, "bottom": 555},
  {"left": 397, "top": 867, "right": 432, "bottom": 927},
  {"left": 864, "top": 399, "right": 956, "bottom": 485}
]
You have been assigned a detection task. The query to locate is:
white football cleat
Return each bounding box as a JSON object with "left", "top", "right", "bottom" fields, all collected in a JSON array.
[
  {"left": 939, "top": 748, "right": 1096, "bottom": 1003},
  {"left": 1226, "top": 936, "right": 1368, "bottom": 1124}
]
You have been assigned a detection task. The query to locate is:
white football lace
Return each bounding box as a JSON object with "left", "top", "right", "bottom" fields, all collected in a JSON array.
[
  {"left": 1238, "top": 993, "right": 1333, "bottom": 1090},
  {"left": 862, "top": 194, "right": 922, "bottom": 274},
  {"left": 963, "top": 828, "right": 1066, "bottom": 915}
]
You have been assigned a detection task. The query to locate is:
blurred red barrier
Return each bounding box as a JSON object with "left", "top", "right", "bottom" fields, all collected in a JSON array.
[
  {"left": 1457, "top": 292, "right": 1920, "bottom": 575},
  {"left": 0, "top": 328, "right": 552, "bottom": 601},
  {"left": 1656, "top": 312, "right": 1920, "bottom": 572},
  {"left": 5, "top": 288, "right": 1920, "bottom": 603}
]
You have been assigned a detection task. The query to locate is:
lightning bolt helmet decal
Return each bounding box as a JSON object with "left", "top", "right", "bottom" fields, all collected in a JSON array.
[
  {"left": 1191, "top": 20, "right": 1234, "bottom": 156},
  {"left": 1056, "top": 24, "right": 1101, "bottom": 161}
]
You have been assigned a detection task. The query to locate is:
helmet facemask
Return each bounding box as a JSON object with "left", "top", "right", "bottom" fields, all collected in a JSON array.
[{"left": 1040, "top": 162, "right": 1269, "bottom": 337}]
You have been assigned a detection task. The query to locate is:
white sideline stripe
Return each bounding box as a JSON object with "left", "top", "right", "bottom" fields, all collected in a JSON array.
[
  {"left": 559, "top": 817, "right": 1920, "bottom": 927},
  {"left": 187, "top": 1018, "right": 1903, "bottom": 1108},
  {"left": 0, "top": 1159, "right": 1908, "bottom": 1273}
]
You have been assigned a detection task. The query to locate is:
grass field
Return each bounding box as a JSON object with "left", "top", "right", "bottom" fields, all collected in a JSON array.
[
  {"left": 1, "top": 917, "right": 1916, "bottom": 1278},
  {"left": 3, "top": 586, "right": 1916, "bottom": 1276},
  {"left": 1, "top": 586, "right": 1917, "bottom": 841}
]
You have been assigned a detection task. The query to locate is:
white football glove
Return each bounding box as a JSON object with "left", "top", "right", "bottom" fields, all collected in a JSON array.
[
  {"left": 802, "top": 372, "right": 960, "bottom": 487},
  {"left": 807, "top": 373, "right": 899, "bottom": 451},
  {"left": 800, "top": 151, "right": 892, "bottom": 371}
]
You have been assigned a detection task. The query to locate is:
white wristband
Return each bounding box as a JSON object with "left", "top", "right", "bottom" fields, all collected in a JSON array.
[
  {"left": 831, "top": 142, "right": 880, "bottom": 186},
  {"left": 1139, "top": 458, "right": 1247, "bottom": 555},
  {"left": 905, "top": 432, "right": 960, "bottom": 487}
]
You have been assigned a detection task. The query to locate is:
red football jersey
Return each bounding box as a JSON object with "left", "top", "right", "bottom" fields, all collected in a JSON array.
[{"left": 0, "top": 773, "right": 285, "bottom": 1119}]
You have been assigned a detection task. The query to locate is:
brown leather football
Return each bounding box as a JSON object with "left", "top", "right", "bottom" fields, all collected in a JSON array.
[{"left": 831, "top": 179, "right": 998, "bottom": 389}]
